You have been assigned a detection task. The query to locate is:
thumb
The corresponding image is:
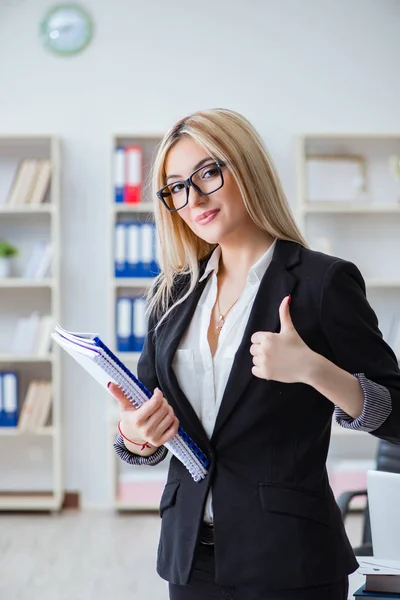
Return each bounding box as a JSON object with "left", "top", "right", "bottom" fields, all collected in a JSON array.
[
  {"left": 279, "top": 295, "right": 295, "bottom": 334},
  {"left": 107, "top": 381, "right": 135, "bottom": 411}
]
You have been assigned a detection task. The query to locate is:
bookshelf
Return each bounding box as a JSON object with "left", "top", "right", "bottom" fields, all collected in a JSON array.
[
  {"left": 108, "top": 133, "right": 170, "bottom": 511},
  {"left": 0, "top": 135, "right": 62, "bottom": 511},
  {"left": 295, "top": 132, "right": 400, "bottom": 509}
]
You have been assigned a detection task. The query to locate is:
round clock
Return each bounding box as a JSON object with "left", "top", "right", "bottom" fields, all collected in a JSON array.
[{"left": 40, "top": 4, "right": 93, "bottom": 56}]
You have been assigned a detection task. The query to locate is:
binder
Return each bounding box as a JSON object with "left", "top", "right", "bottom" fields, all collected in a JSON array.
[
  {"left": 0, "top": 372, "right": 18, "bottom": 427},
  {"left": 114, "top": 147, "right": 125, "bottom": 203},
  {"left": 140, "top": 223, "right": 153, "bottom": 276},
  {"left": 114, "top": 223, "right": 127, "bottom": 277},
  {"left": 52, "top": 324, "right": 209, "bottom": 482},
  {"left": 126, "top": 222, "right": 140, "bottom": 277},
  {"left": 125, "top": 146, "right": 142, "bottom": 204},
  {"left": 132, "top": 297, "right": 147, "bottom": 352},
  {"left": 116, "top": 297, "right": 133, "bottom": 351}
]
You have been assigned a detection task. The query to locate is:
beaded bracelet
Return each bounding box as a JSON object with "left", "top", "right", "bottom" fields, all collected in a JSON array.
[{"left": 118, "top": 421, "right": 152, "bottom": 451}]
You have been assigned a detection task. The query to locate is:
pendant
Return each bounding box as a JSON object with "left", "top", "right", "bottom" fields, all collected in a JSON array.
[{"left": 216, "top": 315, "right": 225, "bottom": 333}]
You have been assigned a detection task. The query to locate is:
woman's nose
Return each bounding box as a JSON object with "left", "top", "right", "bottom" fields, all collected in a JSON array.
[{"left": 187, "top": 185, "right": 204, "bottom": 207}]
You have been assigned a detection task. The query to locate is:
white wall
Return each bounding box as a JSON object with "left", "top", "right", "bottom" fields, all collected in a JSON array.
[{"left": 0, "top": 0, "right": 399, "bottom": 507}]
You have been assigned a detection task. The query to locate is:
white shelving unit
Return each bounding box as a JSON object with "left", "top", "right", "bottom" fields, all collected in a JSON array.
[
  {"left": 295, "top": 132, "right": 400, "bottom": 509},
  {"left": 108, "top": 133, "right": 170, "bottom": 511},
  {"left": 0, "top": 135, "right": 62, "bottom": 511}
]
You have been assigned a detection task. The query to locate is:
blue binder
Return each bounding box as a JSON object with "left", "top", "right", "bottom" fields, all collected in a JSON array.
[
  {"left": 114, "top": 147, "right": 125, "bottom": 203},
  {"left": 126, "top": 222, "right": 140, "bottom": 278},
  {"left": 116, "top": 297, "right": 133, "bottom": 351},
  {"left": 114, "top": 222, "right": 127, "bottom": 277},
  {"left": 0, "top": 372, "right": 18, "bottom": 427},
  {"left": 132, "top": 297, "right": 147, "bottom": 352}
]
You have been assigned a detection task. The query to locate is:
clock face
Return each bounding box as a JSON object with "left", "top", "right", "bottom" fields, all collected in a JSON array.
[{"left": 40, "top": 4, "right": 93, "bottom": 55}]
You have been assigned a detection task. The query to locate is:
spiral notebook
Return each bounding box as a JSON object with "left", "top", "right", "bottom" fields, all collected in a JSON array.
[{"left": 52, "top": 324, "right": 209, "bottom": 482}]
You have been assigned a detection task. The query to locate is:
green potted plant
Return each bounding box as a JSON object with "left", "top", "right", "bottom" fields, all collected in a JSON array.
[{"left": 0, "top": 239, "right": 19, "bottom": 277}]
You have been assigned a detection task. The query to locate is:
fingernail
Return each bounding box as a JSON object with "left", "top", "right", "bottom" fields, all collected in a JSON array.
[
  {"left": 107, "top": 381, "right": 112, "bottom": 389},
  {"left": 288, "top": 294, "right": 292, "bottom": 305}
]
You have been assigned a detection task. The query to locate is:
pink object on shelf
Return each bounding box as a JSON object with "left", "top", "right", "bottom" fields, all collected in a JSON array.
[{"left": 117, "top": 480, "right": 165, "bottom": 507}]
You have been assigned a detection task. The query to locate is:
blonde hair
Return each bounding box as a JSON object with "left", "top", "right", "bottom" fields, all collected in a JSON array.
[{"left": 147, "top": 108, "right": 307, "bottom": 325}]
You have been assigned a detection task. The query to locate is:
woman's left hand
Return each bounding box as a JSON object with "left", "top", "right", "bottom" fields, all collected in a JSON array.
[{"left": 250, "top": 295, "right": 316, "bottom": 384}]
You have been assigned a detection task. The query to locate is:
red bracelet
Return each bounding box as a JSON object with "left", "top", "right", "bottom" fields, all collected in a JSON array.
[{"left": 118, "top": 421, "right": 151, "bottom": 451}]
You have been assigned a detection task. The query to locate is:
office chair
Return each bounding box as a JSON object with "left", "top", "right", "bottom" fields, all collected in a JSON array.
[{"left": 336, "top": 439, "right": 400, "bottom": 555}]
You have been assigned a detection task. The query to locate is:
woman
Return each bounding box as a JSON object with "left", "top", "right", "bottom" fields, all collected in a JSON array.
[{"left": 110, "top": 108, "right": 400, "bottom": 600}]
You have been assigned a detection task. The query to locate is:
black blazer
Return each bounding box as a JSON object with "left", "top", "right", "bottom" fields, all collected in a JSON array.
[{"left": 137, "top": 239, "right": 400, "bottom": 590}]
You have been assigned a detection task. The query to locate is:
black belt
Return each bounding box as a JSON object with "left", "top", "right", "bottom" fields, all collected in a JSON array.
[{"left": 199, "top": 522, "right": 215, "bottom": 545}]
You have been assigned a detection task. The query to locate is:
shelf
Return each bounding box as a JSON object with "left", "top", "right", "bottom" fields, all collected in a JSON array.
[
  {"left": 114, "top": 277, "right": 155, "bottom": 288},
  {"left": 0, "top": 204, "right": 55, "bottom": 214},
  {"left": 299, "top": 132, "right": 400, "bottom": 139},
  {"left": 113, "top": 202, "right": 154, "bottom": 213},
  {"left": 0, "top": 426, "right": 55, "bottom": 436},
  {"left": 365, "top": 279, "right": 400, "bottom": 288},
  {"left": 114, "top": 501, "right": 159, "bottom": 511},
  {"left": 0, "top": 278, "right": 54, "bottom": 288},
  {"left": 0, "top": 491, "right": 62, "bottom": 511},
  {"left": 0, "top": 354, "right": 54, "bottom": 363},
  {"left": 301, "top": 202, "right": 400, "bottom": 214}
]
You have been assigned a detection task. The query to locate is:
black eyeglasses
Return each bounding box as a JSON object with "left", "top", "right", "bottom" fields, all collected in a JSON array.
[{"left": 157, "top": 160, "right": 226, "bottom": 212}]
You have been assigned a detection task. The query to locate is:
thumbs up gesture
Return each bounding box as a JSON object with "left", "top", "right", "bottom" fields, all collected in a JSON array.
[{"left": 250, "top": 295, "right": 315, "bottom": 384}]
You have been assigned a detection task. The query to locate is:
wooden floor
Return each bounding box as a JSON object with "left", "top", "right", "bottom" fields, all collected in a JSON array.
[{"left": 0, "top": 511, "right": 363, "bottom": 600}]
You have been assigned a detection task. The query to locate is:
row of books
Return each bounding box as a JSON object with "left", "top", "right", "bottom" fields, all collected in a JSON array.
[
  {"left": 2, "top": 159, "right": 51, "bottom": 205},
  {"left": 11, "top": 313, "right": 53, "bottom": 356},
  {"left": 0, "top": 372, "right": 52, "bottom": 429},
  {"left": 115, "top": 222, "right": 160, "bottom": 278},
  {"left": 114, "top": 146, "right": 143, "bottom": 204},
  {"left": 22, "top": 241, "right": 52, "bottom": 279},
  {"left": 116, "top": 296, "right": 147, "bottom": 352}
]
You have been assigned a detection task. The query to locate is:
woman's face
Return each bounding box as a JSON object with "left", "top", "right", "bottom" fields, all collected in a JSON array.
[{"left": 163, "top": 137, "right": 253, "bottom": 245}]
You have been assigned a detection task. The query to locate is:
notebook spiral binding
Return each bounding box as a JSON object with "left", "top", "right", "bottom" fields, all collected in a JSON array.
[{"left": 93, "top": 342, "right": 209, "bottom": 482}]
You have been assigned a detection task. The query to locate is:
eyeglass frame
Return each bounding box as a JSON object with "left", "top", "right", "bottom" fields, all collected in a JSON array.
[{"left": 156, "top": 160, "right": 226, "bottom": 212}]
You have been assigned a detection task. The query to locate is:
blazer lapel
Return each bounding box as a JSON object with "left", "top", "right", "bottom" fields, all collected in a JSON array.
[{"left": 211, "top": 240, "right": 300, "bottom": 440}]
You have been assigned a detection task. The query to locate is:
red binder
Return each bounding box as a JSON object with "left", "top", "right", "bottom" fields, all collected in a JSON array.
[{"left": 124, "top": 146, "right": 142, "bottom": 204}]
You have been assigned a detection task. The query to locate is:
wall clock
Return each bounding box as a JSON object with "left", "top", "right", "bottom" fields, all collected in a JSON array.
[{"left": 40, "top": 4, "right": 93, "bottom": 56}]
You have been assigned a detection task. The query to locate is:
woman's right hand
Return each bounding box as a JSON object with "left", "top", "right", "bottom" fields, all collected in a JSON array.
[{"left": 108, "top": 382, "right": 179, "bottom": 449}]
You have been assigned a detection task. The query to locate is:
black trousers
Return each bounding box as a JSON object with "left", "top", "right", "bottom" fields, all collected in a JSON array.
[{"left": 169, "top": 543, "right": 349, "bottom": 600}]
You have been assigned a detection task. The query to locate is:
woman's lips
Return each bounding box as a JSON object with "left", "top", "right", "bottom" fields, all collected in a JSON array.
[{"left": 195, "top": 209, "right": 219, "bottom": 225}]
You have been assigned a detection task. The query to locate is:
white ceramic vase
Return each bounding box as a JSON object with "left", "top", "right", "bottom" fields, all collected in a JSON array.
[{"left": 0, "top": 257, "right": 12, "bottom": 278}]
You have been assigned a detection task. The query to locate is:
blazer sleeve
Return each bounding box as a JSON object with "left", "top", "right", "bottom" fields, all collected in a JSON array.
[{"left": 319, "top": 259, "right": 400, "bottom": 444}]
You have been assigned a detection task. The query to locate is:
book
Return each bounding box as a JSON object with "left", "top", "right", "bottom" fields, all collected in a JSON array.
[
  {"left": 51, "top": 324, "right": 209, "bottom": 482},
  {"left": 18, "top": 380, "right": 52, "bottom": 431},
  {"left": 358, "top": 559, "right": 400, "bottom": 594},
  {"left": 29, "top": 160, "right": 51, "bottom": 204},
  {"left": 353, "top": 583, "right": 400, "bottom": 598}
]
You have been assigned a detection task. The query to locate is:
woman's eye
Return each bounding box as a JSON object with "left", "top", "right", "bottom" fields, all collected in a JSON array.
[
  {"left": 202, "top": 167, "right": 218, "bottom": 179},
  {"left": 170, "top": 183, "right": 185, "bottom": 194}
]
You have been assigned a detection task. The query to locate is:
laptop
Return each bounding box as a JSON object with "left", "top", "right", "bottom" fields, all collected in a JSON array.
[{"left": 367, "top": 469, "right": 400, "bottom": 558}]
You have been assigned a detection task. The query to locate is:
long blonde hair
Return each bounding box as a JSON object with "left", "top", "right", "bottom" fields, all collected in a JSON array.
[{"left": 147, "top": 108, "right": 307, "bottom": 325}]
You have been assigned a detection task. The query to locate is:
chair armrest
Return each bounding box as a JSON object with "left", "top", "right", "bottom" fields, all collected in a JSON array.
[{"left": 336, "top": 489, "right": 368, "bottom": 520}]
